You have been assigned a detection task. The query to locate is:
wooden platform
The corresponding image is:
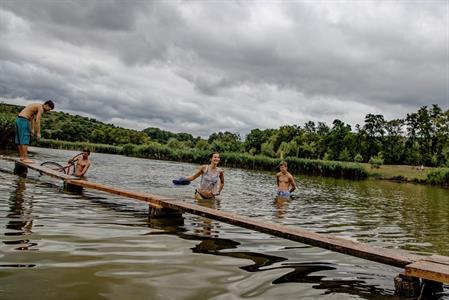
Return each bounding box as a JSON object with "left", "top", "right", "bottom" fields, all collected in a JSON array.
[
  {"left": 2, "top": 155, "right": 448, "bottom": 284},
  {"left": 405, "top": 255, "right": 449, "bottom": 283}
]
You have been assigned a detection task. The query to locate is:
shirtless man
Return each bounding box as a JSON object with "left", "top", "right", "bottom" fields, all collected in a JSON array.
[
  {"left": 276, "top": 161, "right": 297, "bottom": 198},
  {"left": 15, "top": 100, "right": 55, "bottom": 163},
  {"left": 69, "top": 148, "right": 91, "bottom": 177}
]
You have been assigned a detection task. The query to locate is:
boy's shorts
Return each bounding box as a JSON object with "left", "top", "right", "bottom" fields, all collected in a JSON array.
[
  {"left": 277, "top": 190, "right": 290, "bottom": 198},
  {"left": 15, "top": 117, "right": 31, "bottom": 145}
]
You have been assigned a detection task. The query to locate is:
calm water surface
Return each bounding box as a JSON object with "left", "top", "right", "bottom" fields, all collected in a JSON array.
[{"left": 0, "top": 147, "right": 448, "bottom": 300}]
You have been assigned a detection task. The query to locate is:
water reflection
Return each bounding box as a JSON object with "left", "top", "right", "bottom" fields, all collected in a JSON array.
[
  {"left": 274, "top": 196, "right": 289, "bottom": 219},
  {"left": 185, "top": 233, "right": 398, "bottom": 299},
  {"left": 192, "top": 198, "right": 221, "bottom": 237},
  {"left": 4, "top": 177, "right": 37, "bottom": 251}
]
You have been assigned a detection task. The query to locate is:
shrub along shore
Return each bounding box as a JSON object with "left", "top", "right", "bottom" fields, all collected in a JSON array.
[
  {"left": 37, "top": 139, "right": 368, "bottom": 180},
  {"left": 34, "top": 139, "right": 448, "bottom": 186}
]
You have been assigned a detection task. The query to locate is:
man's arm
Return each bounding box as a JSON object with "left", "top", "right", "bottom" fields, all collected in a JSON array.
[
  {"left": 34, "top": 106, "right": 44, "bottom": 142},
  {"left": 289, "top": 174, "right": 297, "bottom": 193}
]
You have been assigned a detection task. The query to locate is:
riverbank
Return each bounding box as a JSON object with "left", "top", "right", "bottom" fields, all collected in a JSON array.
[
  {"left": 362, "top": 163, "right": 449, "bottom": 187},
  {"left": 3, "top": 138, "right": 449, "bottom": 186}
]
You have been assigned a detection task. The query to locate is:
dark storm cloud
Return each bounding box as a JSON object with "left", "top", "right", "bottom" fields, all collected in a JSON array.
[{"left": 0, "top": 0, "right": 447, "bottom": 137}]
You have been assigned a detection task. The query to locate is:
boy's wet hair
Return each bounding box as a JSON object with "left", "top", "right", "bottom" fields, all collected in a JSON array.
[
  {"left": 83, "top": 147, "right": 90, "bottom": 155},
  {"left": 44, "top": 100, "right": 55, "bottom": 110},
  {"left": 278, "top": 161, "right": 288, "bottom": 170}
]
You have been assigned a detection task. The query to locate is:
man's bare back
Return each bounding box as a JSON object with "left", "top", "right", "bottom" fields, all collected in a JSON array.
[{"left": 18, "top": 103, "right": 44, "bottom": 120}]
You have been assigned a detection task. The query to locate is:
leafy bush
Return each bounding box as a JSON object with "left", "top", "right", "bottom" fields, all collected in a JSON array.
[
  {"left": 369, "top": 156, "right": 384, "bottom": 168},
  {"left": 0, "top": 113, "right": 16, "bottom": 149},
  {"left": 354, "top": 153, "right": 363, "bottom": 163},
  {"left": 427, "top": 168, "right": 449, "bottom": 186}
]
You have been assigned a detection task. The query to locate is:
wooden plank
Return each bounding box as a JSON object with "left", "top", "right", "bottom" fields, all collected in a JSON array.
[
  {"left": 405, "top": 260, "right": 449, "bottom": 283},
  {"left": 66, "top": 179, "right": 171, "bottom": 208},
  {"left": 0, "top": 155, "right": 78, "bottom": 180},
  {"left": 67, "top": 179, "right": 422, "bottom": 268}
]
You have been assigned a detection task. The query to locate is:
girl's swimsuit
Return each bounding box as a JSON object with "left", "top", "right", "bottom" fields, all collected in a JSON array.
[{"left": 196, "top": 166, "right": 220, "bottom": 199}]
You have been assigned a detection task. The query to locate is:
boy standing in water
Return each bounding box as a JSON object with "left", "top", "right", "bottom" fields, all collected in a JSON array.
[
  {"left": 15, "top": 100, "right": 55, "bottom": 163},
  {"left": 276, "top": 161, "right": 297, "bottom": 198},
  {"left": 69, "top": 147, "right": 91, "bottom": 177}
]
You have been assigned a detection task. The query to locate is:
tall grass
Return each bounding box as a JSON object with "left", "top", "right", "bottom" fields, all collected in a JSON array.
[
  {"left": 120, "top": 143, "right": 368, "bottom": 179},
  {"left": 36, "top": 139, "right": 369, "bottom": 179},
  {"left": 38, "top": 139, "right": 122, "bottom": 155}
]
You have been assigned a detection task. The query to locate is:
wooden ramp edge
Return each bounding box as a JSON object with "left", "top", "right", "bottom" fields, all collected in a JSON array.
[{"left": 405, "top": 260, "right": 449, "bottom": 284}]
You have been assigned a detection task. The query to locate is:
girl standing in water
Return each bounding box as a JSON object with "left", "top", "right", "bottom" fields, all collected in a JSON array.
[{"left": 183, "top": 152, "right": 224, "bottom": 200}]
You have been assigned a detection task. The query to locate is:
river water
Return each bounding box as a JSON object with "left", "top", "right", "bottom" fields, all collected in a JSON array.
[{"left": 0, "top": 147, "right": 448, "bottom": 300}]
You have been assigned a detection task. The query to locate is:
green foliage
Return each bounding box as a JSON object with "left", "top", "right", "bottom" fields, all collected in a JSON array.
[
  {"left": 354, "top": 153, "right": 363, "bottom": 163},
  {"left": 369, "top": 155, "right": 384, "bottom": 169},
  {"left": 39, "top": 139, "right": 122, "bottom": 154},
  {"left": 0, "top": 112, "right": 15, "bottom": 149},
  {"left": 427, "top": 168, "right": 449, "bottom": 186},
  {"left": 2, "top": 102, "right": 448, "bottom": 179}
]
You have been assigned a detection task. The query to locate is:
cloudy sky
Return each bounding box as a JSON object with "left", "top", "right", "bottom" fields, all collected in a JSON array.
[{"left": 0, "top": 0, "right": 448, "bottom": 138}]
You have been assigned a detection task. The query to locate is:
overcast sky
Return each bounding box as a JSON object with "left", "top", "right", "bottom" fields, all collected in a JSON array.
[{"left": 0, "top": 0, "right": 448, "bottom": 138}]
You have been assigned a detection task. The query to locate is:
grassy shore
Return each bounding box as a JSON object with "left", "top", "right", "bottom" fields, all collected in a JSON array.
[{"left": 362, "top": 163, "right": 430, "bottom": 182}]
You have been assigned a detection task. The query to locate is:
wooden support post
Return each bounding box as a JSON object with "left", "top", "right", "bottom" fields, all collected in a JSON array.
[
  {"left": 64, "top": 181, "right": 83, "bottom": 193},
  {"left": 418, "top": 279, "right": 444, "bottom": 300},
  {"left": 149, "top": 204, "right": 182, "bottom": 219},
  {"left": 148, "top": 215, "right": 184, "bottom": 230},
  {"left": 394, "top": 273, "right": 421, "bottom": 297},
  {"left": 14, "top": 162, "right": 27, "bottom": 177}
]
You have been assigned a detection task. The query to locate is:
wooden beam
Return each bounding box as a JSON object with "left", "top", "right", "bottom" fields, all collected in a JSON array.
[
  {"left": 66, "top": 179, "right": 170, "bottom": 209},
  {"left": 405, "top": 260, "right": 449, "bottom": 283},
  {"left": 1, "top": 156, "right": 78, "bottom": 180},
  {"left": 66, "top": 179, "right": 422, "bottom": 267}
]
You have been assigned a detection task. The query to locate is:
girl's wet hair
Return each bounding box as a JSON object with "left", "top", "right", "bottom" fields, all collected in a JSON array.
[{"left": 210, "top": 152, "right": 220, "bottom": 159}]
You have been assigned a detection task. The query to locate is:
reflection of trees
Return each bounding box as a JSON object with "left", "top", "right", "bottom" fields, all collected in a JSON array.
[
  {"left": 317, "top": 178, "right": 449, "bottom": 256},
  {"left": 5, "top": 177, "right": 37, "bottom": 251}
]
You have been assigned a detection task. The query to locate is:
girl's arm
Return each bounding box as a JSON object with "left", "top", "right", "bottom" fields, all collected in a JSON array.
[
  {"left": 216, "top": 170, "right": 225, "bottom": 195},
  {"left": 185, "top": 165, "right": 204, "bottom": 181}
]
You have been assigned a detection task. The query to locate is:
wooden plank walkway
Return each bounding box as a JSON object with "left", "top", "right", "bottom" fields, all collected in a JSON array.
[{"left": 2, "top": 155, "right": 449, "bottom": 284}]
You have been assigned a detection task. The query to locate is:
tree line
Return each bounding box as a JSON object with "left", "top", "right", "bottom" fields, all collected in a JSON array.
[{"left": 1, "top": 102, "right": 448, "bottom": 167}]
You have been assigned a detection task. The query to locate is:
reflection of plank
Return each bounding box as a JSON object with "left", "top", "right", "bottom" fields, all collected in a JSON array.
[
  {"left": 1, "top": 155, "right": 78, "bottom": 180},
  {"left": 66, "top": 179, "right": 422, "bottom": 268},
  {"left": 405, "top": 260, "right": 449, "bottom": 283}
]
